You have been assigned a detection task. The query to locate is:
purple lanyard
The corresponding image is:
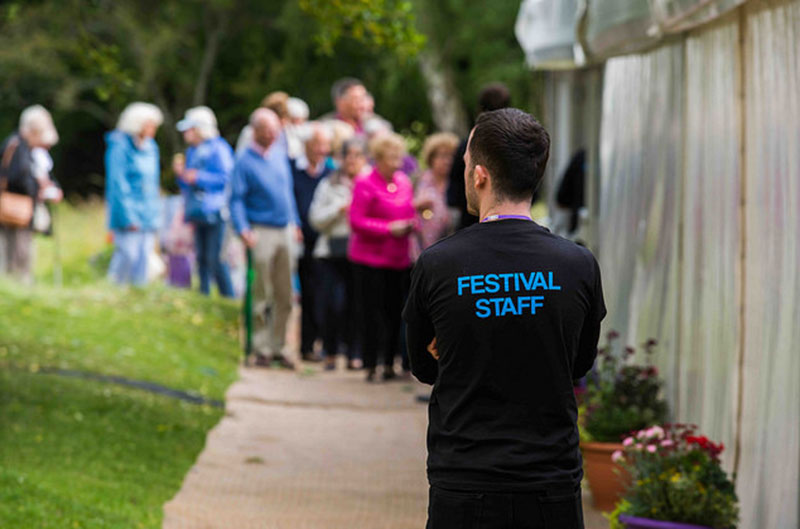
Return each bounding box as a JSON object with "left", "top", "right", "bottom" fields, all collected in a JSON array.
[{"left": 480, "top": 214, "right": 533, "bottom": 223}]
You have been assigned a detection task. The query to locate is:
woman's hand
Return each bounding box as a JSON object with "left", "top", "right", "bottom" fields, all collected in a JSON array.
[{"left": 388, "top": 219, "right": 414, "bottom": 237}]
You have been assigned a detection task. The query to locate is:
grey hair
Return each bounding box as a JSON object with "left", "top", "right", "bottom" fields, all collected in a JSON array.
[
  {"left": 19, "top": 105, "right": 59, "bottom": 146},
  {"left": 116, "top": 102, "right": 164, "bottom": 136},
  {"left": 299, "top": 121, "right": 333, "bottom": 145},
  {"left": 330, "top": 77, "right": 364, "bottom": 105}
]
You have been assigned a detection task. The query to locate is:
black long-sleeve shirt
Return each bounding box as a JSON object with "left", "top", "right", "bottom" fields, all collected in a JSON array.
[{"left": 403, "top": 219, "right": 605, "bottom": 491}]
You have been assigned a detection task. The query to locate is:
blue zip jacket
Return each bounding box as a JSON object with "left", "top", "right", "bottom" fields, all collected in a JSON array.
[
  {"left": 104, "top": 130, "right": 161, "bottom": 231},
  {"left": 229, "top": 144, "right": 299, "bottom": 234},
  {"left": 179, "top": 136, "right": 234, "bottom": 223}
]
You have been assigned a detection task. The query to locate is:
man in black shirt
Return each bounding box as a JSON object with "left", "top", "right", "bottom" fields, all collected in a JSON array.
[{"left": 404, "top": 108, "right": 605, "bottom": 529}]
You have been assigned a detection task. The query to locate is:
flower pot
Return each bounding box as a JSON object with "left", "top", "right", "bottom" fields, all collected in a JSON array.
[
  {"left": 580, "top": 441, "right": 629, "bottom": 511},
  {"left": 619, "top": 515, "right": 712, "bottom": 529}
]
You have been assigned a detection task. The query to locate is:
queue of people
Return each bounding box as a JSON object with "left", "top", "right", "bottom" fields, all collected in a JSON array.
[{"left": 3, "top": 79, "right": 511, "bottom": 382}]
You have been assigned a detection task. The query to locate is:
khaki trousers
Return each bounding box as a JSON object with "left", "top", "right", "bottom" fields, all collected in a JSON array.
[
  {"left": 251, "top": 225, "right": 294, "bottom": 356},
  {"left": 0, "top": 226, "right": 33, "bottom": 285}
]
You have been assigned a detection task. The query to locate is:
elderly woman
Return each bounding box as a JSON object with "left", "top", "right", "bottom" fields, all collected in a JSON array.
[
  {"left": 173, "top": 106, "right": 235, "bottom": 297},
  {"left": 105, "top": 102, "right": 163, "bottom": 286},
  {"left": 412, "top": 132, "right": 459, "bottom": 259},
  {"left": 309, "top": 137, "right": 368, "bottom": 371},
  {"left": 0, "top": 105, "right": 61, "bottom": 284},
  {"left": 348, "top": 132, "right": 416, "bottom": 382}
]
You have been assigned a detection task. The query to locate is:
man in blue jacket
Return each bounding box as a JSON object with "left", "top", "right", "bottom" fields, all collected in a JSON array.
[{"left": 230, "top": 108, "right": 301, "bottom": 369}]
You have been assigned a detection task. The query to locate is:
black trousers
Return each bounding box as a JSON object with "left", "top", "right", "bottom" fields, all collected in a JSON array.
[
  {"left": 298, "top": 255, "right": 321, "bottom": 355},
  {"left": 426, "top": 485, "right": 584, "bottom": 529},
  {"left": 352, "top": 263, "right": 410, "bottom": 370},
  {"left": 319, "top": 257, "right": 354, "bottom": 358}
]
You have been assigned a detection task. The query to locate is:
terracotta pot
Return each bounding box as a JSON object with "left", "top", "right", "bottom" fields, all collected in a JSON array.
[
  {"left": 619, "top": 514, "right": 712, "bottom": 529},
  {"left": 580, "top": 440, "right": 629, "bottom": 511}
]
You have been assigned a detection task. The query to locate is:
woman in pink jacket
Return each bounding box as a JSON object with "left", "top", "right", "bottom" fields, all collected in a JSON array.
[{"left": 349, "top": 132, "right": 416, "bottom": 382}]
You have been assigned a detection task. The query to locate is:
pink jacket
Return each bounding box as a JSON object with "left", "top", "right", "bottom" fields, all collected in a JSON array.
[{"left": 348, "top": 167, "right": 416, "bottom": 270}]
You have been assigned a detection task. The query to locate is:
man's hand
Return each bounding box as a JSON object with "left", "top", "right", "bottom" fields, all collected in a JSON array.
[
  {"left": 427, "top": 337, "right": 439, "bottom": 360},
  {"left": 126, "top": 224, "right": 139, "bottom": 232},
  {"left": 295, "top": 226, "right": 304, "bottom": 244},
  {"left": 241, "top": 229, "right": 257, "bottom": 249}
]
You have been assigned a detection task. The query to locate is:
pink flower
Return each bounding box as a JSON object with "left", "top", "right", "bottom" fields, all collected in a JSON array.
[
  {"left": 647, "top": 445, "right": 657, "bottom": 453},
  {"left": 611, "top": 450, "right": 624, "bottom": 463},
  {"left": 623, "top": 437, "right": 635, "bottom": 447},
  {"left": 660, "top": 439, "right": 674, "bottom": 448},
  {"left": 647, "top": 426, "right": 665, "bottom": 440}
]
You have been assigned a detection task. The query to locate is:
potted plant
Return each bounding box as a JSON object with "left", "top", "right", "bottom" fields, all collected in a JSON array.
[
  {"left": 580, "top": 332, "right": 668, "bottom": 511},
  {"left": 608, "top": 424, "right": 739, "bottom": 529}
]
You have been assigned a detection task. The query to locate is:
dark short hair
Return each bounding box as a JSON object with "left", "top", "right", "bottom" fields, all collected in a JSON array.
[
  {"left": 331, "top": 77, "right": 364, "bottom": 105},
  {"left": 468, "top": 108, "right": 550, "bottom": 202},
  {"left": 478, "top": 83, "right": 511, "bottom": 113}
]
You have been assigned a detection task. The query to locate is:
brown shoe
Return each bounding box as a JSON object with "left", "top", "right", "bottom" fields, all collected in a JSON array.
[{"left": 253, "top": 353, "right": 272, "bottom": 368}]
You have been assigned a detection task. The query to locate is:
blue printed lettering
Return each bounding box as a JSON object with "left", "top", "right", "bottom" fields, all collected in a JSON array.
[
  {"left": 500, "top": 297, "right": 518, "bottom": 316},
  {"left": 532, "top": 272, "right": 548, "bottom": 290},
  {"left": 484, "top": 274, "right": 500, "bottom": 293},
  {"left": 475, "top": 298, "right": 491, "bottom": 318},
  {"left": 548, "top": 272, "right": 561, "bottom": 290},
  {"left": 471, "top": 275, "right": 485, "bottom": 294},
  {"left": 457, "top": 276, "right": 470, "bottom": 296},
  {"left": 499, "top": 273, "right": 513, "bottom": 291},
  {"left": 531, "top": 296, "right": 545, "bottom": 314},
  {"left": 520, "top": 272, "right": 535, "bottom": 291}
]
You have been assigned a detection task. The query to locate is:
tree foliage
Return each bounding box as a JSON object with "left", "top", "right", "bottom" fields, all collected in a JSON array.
[{"left": 0, "top": 0, "right": 539, "bottom": 196}]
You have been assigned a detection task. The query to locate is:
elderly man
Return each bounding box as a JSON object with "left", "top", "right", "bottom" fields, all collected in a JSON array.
[
  {"left": 230, "top": 108, "right": 301, "bottom": 369},
  {"left": 0, "top": 105, "right": 62, "bottom": 283},
  {"left": 323, "top": 77, "right": 368, "bottom": 135},
  {"left": 291, "top": 122, "right": 334, "bottom": 362}
]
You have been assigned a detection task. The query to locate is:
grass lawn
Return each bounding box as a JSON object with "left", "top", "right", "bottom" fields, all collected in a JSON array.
[{"left": 0, "top": 203, "right": 242, "bottom": 528}]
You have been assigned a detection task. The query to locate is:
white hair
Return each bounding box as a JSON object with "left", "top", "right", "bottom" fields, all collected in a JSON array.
[
  {"left": 287, "top": 97, "right": 310, "bottom": 121},
  {"left": 298, "top": 121, "right": 333, "bottom": 144},
  {"left": 19, "top": 105, "right": 59, "bottom": 147},
  {"left": 116, "top": 102, "right": 164, "bottom": 136},
  {"left": 178, "top": 106, "right": 219, "bottom": 140}
]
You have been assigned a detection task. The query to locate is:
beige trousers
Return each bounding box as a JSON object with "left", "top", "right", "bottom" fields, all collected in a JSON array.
[
  {"left": 0, "top": 226, "right": 33, "bottom": 285},
  {"left": 251, "top": 225, "right": 294, "bottom": 356}
]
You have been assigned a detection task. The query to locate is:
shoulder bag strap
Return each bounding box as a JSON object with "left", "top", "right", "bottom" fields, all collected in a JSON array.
[{"left": 0, "top": 136, "right": 21, "bottom": 192}]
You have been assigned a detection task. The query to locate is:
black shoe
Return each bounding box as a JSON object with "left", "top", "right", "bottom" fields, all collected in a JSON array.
[
  {"left": 365, "top": 368, "right": 376, "bottom": 382},
  {"left": 382, "top": 366, "right": 397, "bottom": 381},
  {"left": 301, "top": 352, "right": 324, "bottom": 363}
]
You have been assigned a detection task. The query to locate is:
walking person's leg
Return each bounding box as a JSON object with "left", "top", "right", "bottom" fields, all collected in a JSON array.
[
  {"left": 298, "top": 255, "right": 321, "bottom": 360},
  {"left": 353, "top": 263, "right": 382, "bottom": 381},
  {"left": 9, "top": 227, "right": 34, "bottom": 285},
  {"left": 131, "top": 231, "right": 154, "bottom": 287},
  {"left": 268, "top": 226, "right": 295, "bottom": 368},
  {"left": 250, "top": 226, "right": 277, "bottom": 364},
  {"left": 381, "top": 268, "right": 408, "bottom": 380},
  {"left": 0, "top": 226, "right": 11, "bottom": 275},
  {"left": 211, "top": 221, "right": 234, "bottom": 297},
  {"left": 194, "top": 223, "right": 211, "bottom": 295},
  {"left": 108, "top": 230, "right": 135, "bottom": 285}
]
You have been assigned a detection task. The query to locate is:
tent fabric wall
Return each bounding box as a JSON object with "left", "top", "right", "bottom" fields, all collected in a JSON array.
[
  {"left": 596, "top": 3, "right": 799, "bottom": 526},
  {"left": 597, "top": 44, "right": 684, "bottom": 406},
  {"left": 515, "top": 0, "right": 581, "bottom": 68},
  {"left": 677, "top": 17, "right": 741, "bottom": 469},
  {"left": 738, "top": 1, "right": 800, "bottom": 527}
]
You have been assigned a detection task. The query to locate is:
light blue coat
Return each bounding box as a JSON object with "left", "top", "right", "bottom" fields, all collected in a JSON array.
[{"left": 105, "top": 130, "right": 161, "bottom": 231}]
